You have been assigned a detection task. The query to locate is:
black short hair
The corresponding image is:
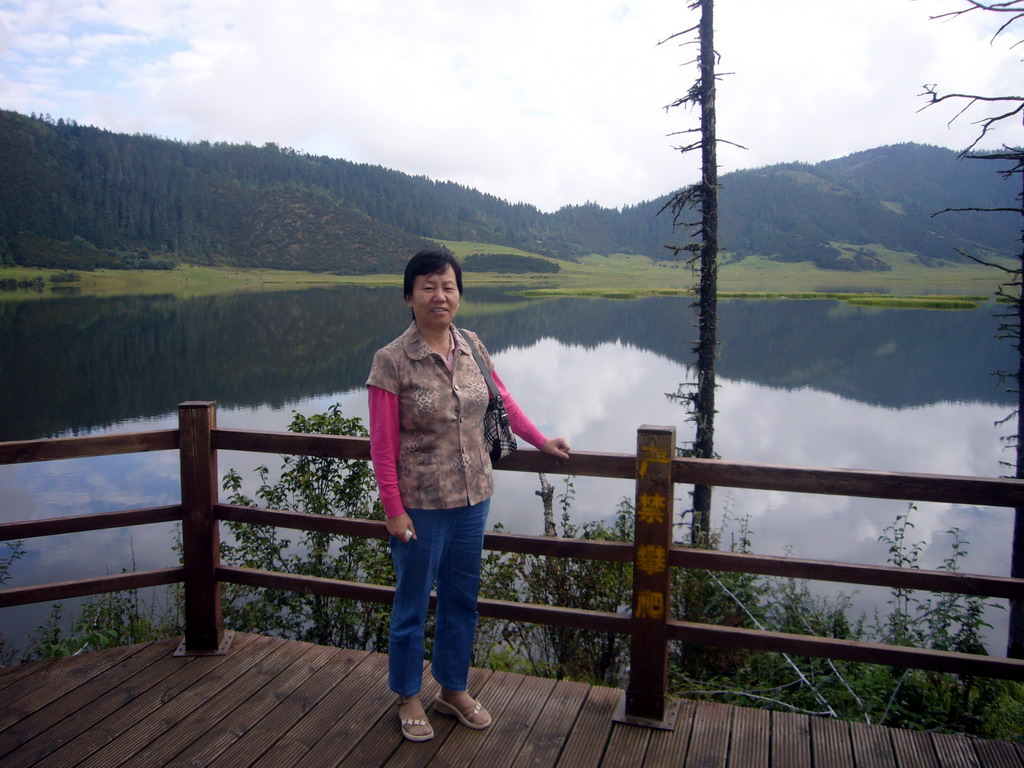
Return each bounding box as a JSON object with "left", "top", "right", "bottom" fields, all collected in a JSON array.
[{"left": 403, "top": 248, "right": 463, "bottom": 301}]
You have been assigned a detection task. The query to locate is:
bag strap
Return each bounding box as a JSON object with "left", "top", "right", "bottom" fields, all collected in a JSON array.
[{"left": 458, "top": 328, "right": 500, "bottom": 399}]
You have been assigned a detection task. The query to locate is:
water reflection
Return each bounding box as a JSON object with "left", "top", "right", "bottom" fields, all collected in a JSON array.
[
  {"left": 0, "top": 289, "right": 1016, "bottom": 654},
  {"left": 0, "top": 289, "right": 1011, "bottom": 441}
]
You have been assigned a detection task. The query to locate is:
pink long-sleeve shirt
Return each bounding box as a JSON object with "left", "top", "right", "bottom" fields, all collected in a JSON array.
[{"left": 369, "top": 367, "right": 547, "bottom": 519}]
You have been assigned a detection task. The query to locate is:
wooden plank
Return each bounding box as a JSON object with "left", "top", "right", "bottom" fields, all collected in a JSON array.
[
  {"left": 890, "top": 727, "right": 939, "bottom": 768},
  {"left": 669, "top": 457, "right": 1024, "bottom": 509},
  {"left": 322, "top": 664, "right": 451, "bottom": 768},
  {"left": 3, "top": 639, "right": 186, "bottom": 768},
  {"left": 118, "top": 639, "right": 312, "bottom": 766},
  {"left": 491, "top": 447, "right": 633, "bottom": 480},
  {"left": 66, "top": 633, "right": 279, "bottom": 768},
  {"left": 509, "top": 679, "right": 589, "bottom": 768},
  {"left": 0, "top": 430, "right": 178, "bottom": 465},
  {"left": 468, "top": 674, "right": 557, "bottom": 768},
  {"left": 478, "top": 596, "right": 630, "bottom": 634},
  {"left": 201, "top": 643, "right": 370, "bottom": 768},
  {"left": 728, "top": 705, "right": 769, "bottom": 768},
  {"left": 0, "top": 638, "right": 178, "bottom": 766},
  {"left": 34, "top": 632, "right": 265, "bottom": 768},
  {"left": 407, "top": 670, "right": 518, "bottom": 768},
  {"left": 642, "top": 698, "right": 696, "bottom": 768},
  {"left": 684, "top": 701, "right": 731, "bottom": 768},
  {"left": 212, "top": 428, "right": 371, "bottom": 460},
  {"left": 555, "top": 684, "right": 621, "bottom": 767},
  {"left": 5, "top": 637, "right": 1024, "bottom": 768},
  {"left": 811, "top": 717, "right": 854, "bottom": 768},
  {"left": 0, "top": 567, "right": 184, "bottom": 608},
  {"left": 0, "top": 505, "right": 181, "bottom": 542},
  {"left": 666, "top": 621, "right": 1024, "bottom": 681},
  {"left": 213, "top": 428, "right": 621, "bottom": 479},
  {"left": 216, "top": 503, "right": 388, "bottom": 540},
  {"left": 625, "top": 425, "right": 674, "bottom": 721},
  {"left": 250, "top": 652, "right": 409, "bottom": 768},
  {"left": 142, "top": 643, "right": 339, "bottom": 768},
  {"left": 0, "top": 642, "right": 146, "bottom": 730},
  {"left": 932, "top": 732, "right": 982, "bottom": 768},
  {"left": 219, "top": 564, "right": 632, "bottom": 635},
  {"left": 117, "top": 647, "right": 305, "bottom": 765},
  {"left": 972, "top": 738, "right": 1024, "bottom": 768},
  {"left": 179, "top": 401, "right": 223, "bottom": 653},
  {"left": 602, "top": 721, "right": 651, "bottom": 768},
  {"left": 770, "top": 711, "right": 811, "bottom": 768},
  {"left": 850, "top": 721, "right": 897, "bottom": 768},
  {"left": 0, "top": 655, "right": 63, "bottom": 690},
  {"left": 484, "top": 530, "right": 632, "bottom": 561},
  {"left": 668, "top": 547, "right": 1023, "bottom": 601},
  {"left": 218, "top": 502, "right": 634, "bottom": 562},
  {"left": 292, "top": 655, "right": 475, "bottom": 768}
]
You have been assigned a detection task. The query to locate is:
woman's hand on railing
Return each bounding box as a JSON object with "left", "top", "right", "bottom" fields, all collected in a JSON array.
[{"left": 540, "top": 437, "right": 571, "bottom": 460}]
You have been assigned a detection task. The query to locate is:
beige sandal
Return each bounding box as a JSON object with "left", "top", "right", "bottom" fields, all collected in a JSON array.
[
  {"left": 398, "top": 699, "right": 434, "bottom": 742},
  {"left": 433, "top": 696, "right": 492, "bottom": 729}
]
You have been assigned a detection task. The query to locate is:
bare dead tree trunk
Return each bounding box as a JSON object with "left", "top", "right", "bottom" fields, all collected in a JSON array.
[
  {"left": 1009, "top": 167, "right": 1024, "bottom": 657},
  {"left": 690, "top": 0, "right": 719, "bottom": 548},
  {"left": 661, "top": 0, "right": 721, "bottom": 548},
  {"left": 537, "top": 473, "right": 556, "bottom": 537}
]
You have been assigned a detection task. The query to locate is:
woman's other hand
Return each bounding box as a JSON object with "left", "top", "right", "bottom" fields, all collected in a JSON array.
[
  {"left": 540, "top": 437, "right": 571, "bottom": 460},
  {"left": 386, "top": 512, "right": 417, "bottom": 541}
]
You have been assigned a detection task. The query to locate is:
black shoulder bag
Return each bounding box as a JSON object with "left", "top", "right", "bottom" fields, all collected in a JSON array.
[{"left": 459, "top": 329, "right": 518, "bottom": 463}]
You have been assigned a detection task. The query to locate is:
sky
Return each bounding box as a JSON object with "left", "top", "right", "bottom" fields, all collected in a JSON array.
[{"left": 0, "top": 0, "right": 1021, "bottom": 212}]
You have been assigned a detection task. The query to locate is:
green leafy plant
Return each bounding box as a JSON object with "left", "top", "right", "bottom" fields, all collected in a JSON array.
[
  {"left": 24, "top": 583, "right": 181, "bottom": 661},
  {"left": 220, "top": 404, "right": 393, "bottom": 650},
  {"left": 478, "top": 485, "right": 634, "bottom": 685},
  {"left": 664, "top": 503, "right": 1020, "bottom": 740},
  {"left": 0, "top": 541, "right": 25, "bottom": 663}
]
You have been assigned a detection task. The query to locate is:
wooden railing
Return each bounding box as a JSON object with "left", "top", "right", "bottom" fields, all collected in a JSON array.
[{"left": 2, "top": 400, "right": 1024, "bottom": 726}]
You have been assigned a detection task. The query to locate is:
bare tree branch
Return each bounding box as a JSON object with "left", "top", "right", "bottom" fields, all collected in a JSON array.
[
  {"left": 918, "top": 0, "right": 1024, "bottom": 660},
  {"left": 955, "top": 247, "right": 1019, "bottom": 272},
  {"left": 711, "top": 573, "right": 839, "bottom": 718},
  {"left": 918, "top": 85, "right": 1024, "bottom": 152}
]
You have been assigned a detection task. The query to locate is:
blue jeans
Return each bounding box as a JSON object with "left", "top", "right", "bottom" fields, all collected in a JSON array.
[{"left": 388, "top": 498, "right": 490, "bottom": 697}]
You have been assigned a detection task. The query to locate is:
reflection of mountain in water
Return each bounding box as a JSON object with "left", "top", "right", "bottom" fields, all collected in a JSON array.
[
  {"left": 1, "top": 288, "right": 1012, "bottom": 440},
  {"left": 469, "top": 294, "right": 1013, "bottom": 410},
  {"left": 1, "top": 287, "right": 401, "bottom": 440},
  {"left": 717, "top": 299, "right": 1013, "bottom": 407}
]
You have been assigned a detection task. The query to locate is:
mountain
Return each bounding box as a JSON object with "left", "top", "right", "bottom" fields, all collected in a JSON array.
[
  {"left": 0, "top": 110, "right": 1018, "bottom": 274},
  {"left": 715, "top": 143, "right": 1021, "bottom": 270}
]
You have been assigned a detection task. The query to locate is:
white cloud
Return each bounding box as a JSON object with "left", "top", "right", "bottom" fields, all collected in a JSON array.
[{"left": 0, "top": 0, "right": 1020, "bottom": 210}]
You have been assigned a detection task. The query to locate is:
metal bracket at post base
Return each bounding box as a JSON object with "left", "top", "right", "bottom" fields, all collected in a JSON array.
[
  {"left": 173, "top": 630, "right": 235, "bottom": 657},
  {"left": 612, "top": 695, "right": 680, "bottom": 730}
]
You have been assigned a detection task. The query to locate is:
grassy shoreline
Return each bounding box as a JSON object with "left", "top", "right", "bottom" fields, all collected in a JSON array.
[{"left": 0, "top": 242, "right": 1015, "bottom": 304}]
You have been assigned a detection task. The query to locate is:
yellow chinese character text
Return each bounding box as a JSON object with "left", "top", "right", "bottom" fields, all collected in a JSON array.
[
  {"left": 638, "top": 445, "right": 671, "bottom": 477},
  {"left": 636, "top": 544, "right": 666, "bottom": 575},
  {"left": 635, "top": 589, "right": 665, "bottom": 620},
  {"left": 636, "top": 493, "right": 667, "bottom": 525}
]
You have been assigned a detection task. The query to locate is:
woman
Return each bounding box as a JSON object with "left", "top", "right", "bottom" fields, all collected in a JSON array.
[{"left": 367, "top": 248, "right": 570, "bottom": 742}]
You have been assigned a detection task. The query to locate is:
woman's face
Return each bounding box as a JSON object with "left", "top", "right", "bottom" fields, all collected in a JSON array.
[{"left": 406, "top": 266, "right": 461, "bottom": 331}]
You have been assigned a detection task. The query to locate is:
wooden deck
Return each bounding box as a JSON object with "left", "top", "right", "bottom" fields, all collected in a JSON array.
[{"left": 0, "top": 633, "right": 1020, "bottom": 768}]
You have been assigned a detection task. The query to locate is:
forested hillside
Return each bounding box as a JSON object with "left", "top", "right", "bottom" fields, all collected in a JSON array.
[
  {"left": 717, "top": 144, "right": 1020, "bottom": 270},
  {"left": 0, "top": 110, "right": 1017, "bottom": 274}
]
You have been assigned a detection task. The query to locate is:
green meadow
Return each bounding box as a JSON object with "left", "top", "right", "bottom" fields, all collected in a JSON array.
[{"left": 0, "top": 239, "right": 1017, "bottom": 304}]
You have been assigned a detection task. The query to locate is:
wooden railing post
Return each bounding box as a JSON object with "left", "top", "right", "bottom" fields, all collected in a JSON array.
[
  {"left": 620, "top": 425, "right": 676, "bottom": 726},
  {"left": 178, "top": 401, "right": 226, "bottom": 654}
]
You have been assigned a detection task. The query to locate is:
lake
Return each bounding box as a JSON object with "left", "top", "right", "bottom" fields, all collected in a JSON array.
[{"left": 0, "top": 286, "right": 1017, "bottom": 656}]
